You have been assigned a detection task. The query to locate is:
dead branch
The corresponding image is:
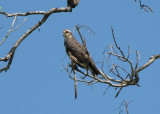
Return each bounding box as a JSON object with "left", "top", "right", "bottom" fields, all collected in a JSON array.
[
  {"left": 0, "top": 7, "right": 73, "bottom": 73},
  {"left": 0, "top": 7, "right": 72, "bottom": 17},
  {"left": 135, "top": 0, "right": 153, "bottom": 12},
  {"left": 75, "top": 25, "right": 87, "bottom": 49},
  {"left": 119, "top": 100, "right": 132, "bottom": 114},
  {"left": 135, "top": 54, "right": 160, "bottom": 76},
  {"left": 64, "top": 26, "right": 160, "bottom": 98},
  {"left": 0, "top": 16, "right": 27, "bottom": 45}
]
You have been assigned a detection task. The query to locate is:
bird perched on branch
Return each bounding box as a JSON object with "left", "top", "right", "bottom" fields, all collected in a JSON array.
[
  {"left": 63, "top": 29, "right": 100, "bottom": 76},
  {"left": 67, "top": 0, "right": 80, "bottom": 8}
]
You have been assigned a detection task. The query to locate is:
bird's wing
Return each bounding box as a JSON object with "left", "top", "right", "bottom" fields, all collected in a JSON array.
[
  {"left": 64, "top": 35, "right": 100, "bottom": 75},
  {"left": 65, "top": 35, "right": 90, "bottom": 63}
]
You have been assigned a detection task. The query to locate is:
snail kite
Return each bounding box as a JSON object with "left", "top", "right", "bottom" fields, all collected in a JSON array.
[{"left": 63, "top": 29, "right": 100, "bottom": 76}]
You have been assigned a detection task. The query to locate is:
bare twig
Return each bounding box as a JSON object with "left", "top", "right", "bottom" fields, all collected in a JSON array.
[
  {"left": 75, "top": 25, "right": 87, "bottom": 49},
  {"left": 134, "top": 50, "right": 140, "bottom": 70},
  {"left": 119, "top": 100, "right": 131, "bottom": 114},
  {"left": 135, "top": 0, "right": 153, "bottom": 12},
  {"left": 103, "top": 85, "right": 110, "bottom": 96},
  {"left": 0, "top": 17, "right": 27, "bottom": 45},
  {"left": 115, "top": 87, "right": 122, "bottom": 98}
]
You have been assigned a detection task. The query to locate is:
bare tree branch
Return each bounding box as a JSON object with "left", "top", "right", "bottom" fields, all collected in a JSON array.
[
  {"left": 0, "top": 7, "right": 72, "bottom": 17},
  {"left": 64, "top": 26, "right": 160, "bottom": 98},
  {"left": 135, "top": 0, "right": 153, "bottom": 12},
  {"left": 135, "top": 54, "right": 160, "bottom": 73},
  {"left": 1, "top": 0, "right": 158, "bottom": 100},
  {"left": 0, "top": 16, "right": 27, "bottom": 45},
  {"left": 0, "top": 7, "right": 73, "bottom": 73},
  {"left": 119, "top": 100, "right": 132, "bottom": 114}
]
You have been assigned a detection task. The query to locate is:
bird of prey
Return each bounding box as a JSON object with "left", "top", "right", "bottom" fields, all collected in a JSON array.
[
  {"left": 67, "top": 0, "right": 80, "bottom": 8},
  {"left": 63, "top": 29, "right": 100, "bottom": 76}
]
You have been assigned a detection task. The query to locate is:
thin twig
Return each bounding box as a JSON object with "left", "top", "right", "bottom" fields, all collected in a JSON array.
[
  {"left": 135, "top": 0, "right": 153, "bottom": 12},
  {"left": 0, "top": 17, "right": 27, "bottom": 45}
]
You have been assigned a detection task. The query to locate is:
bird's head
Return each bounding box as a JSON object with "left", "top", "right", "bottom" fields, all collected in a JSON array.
[{"left": 63, "top": 29, "right": 72, "bottom": 39}]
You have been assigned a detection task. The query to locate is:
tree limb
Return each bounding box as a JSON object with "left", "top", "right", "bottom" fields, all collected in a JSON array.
[
  {"left": 136, "top": 54, "right": 160, "bottom": 73},
  {"left": 0, "top": 7, "right": 72, "bottom": 17},
  {"left": 64, "top": 26, "right": 159, "bottom": 98},
  {"left": 0, "top": 7, "right": 73, "bottom": 73}
]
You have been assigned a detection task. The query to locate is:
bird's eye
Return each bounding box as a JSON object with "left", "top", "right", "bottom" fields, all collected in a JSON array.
[{"left": 65, "top": 31, "right": 69, "bottom": 33}]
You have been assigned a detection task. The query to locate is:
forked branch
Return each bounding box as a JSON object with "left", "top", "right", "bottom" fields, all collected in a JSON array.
[
  {"left": 64, "top": 26, "right": 160, "bottom": 98},
  {"left": 135, "top": 0, "right": 153, "bottom": 12},
  {"left": 0, "top": 7, "right": 73, "bottom": 73}
]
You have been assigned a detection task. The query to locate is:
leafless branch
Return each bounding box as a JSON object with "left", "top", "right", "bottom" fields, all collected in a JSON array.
[
  {"left": 103, "top": 85, "right": 110, "bottom": 96},
  {"left": 119, "top": 100, "right": 132, "bottom": 114},
  {"left": 0, "top": 16, "right": 27, "bottom": 45},
  {"left": 115, "top": 87, "right": 122, "bottom": 98},
  {"left": 0, "top": 7, "right": 73, "bottom": 73},
  {"left": 135, "top": 54, "right": 160, "bottom": 74},
  {"left": 75, "top": 25, "right": 87, "bottom": 49},
  {"left": 135, "top": 0, "right": 153, "bottom": 12},
  {"left": 64, "top": 26, "right": 160, "bottom": 98},
  {"left": 74, "top": 24, "right": 95, "bottom": 49},
  {"left": 0, "top": 7, "right": 72, "bottom": 17}
]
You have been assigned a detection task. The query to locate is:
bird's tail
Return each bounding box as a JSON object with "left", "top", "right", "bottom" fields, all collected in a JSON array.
[{"left": 89, "top": 63, "right": 101, "bottom": 76}]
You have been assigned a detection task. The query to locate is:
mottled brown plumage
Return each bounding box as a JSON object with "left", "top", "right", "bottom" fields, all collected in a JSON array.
[
  {"left": 67, "top": 0, "right": 80, "bottom": 8},
  {"left": 63, "top": 29, "right": 100, "bottom": 76}
]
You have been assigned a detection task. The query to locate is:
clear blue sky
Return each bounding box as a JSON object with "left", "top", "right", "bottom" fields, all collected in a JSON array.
[{"left": 0, "top": 0, "right": 160, "bottom": 114}]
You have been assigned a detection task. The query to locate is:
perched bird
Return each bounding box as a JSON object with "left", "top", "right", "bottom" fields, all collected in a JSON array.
[
  {"left": 67, "top": 0, "right": 80, "bottom": 8},
  {"left": 63, "top": 29, "right": 100, "bottom": 76}
]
